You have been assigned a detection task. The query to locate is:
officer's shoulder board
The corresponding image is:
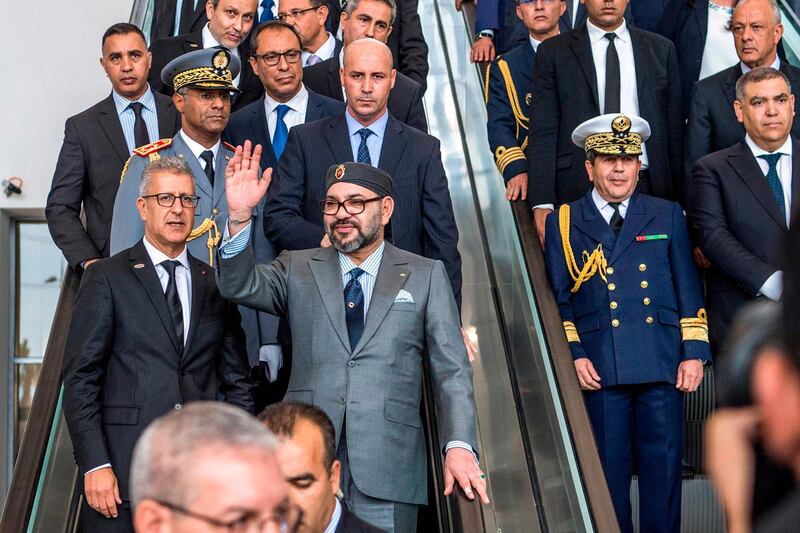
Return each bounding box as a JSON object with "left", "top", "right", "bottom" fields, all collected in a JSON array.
[
  {"left": 223, "top": 141, "right": 236, "bottom": 152},
  {"left": 121, "top": 138, "right": 173, "bottom": 183}
]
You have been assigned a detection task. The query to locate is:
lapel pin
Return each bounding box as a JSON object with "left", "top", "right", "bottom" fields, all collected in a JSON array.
[
  {"left": 133, "top": 263, "right": 145, "bottom": 269},
  {"left": 400, "top": 272, "right": 406, "bottom": 277}
]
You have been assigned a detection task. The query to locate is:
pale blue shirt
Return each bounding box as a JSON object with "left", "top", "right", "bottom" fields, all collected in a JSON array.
[
  {"left": 345, "top": 109, "right": 389, "bottom": 166},
  {"left": 111, "top": 87, "right": 160, "bottom": 153}
]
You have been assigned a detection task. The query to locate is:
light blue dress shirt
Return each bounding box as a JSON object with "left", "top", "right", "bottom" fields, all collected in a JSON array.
[
  {"left": 111, "top": 87, "right": 160, "bottom": 153},
  {"left": 345, "top": 109, "right": 389, "bottom": 167}
]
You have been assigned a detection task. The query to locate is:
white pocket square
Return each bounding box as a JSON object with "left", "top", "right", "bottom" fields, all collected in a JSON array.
[{"left": 393, "top": 289, "right": 415, "bottom": 303}]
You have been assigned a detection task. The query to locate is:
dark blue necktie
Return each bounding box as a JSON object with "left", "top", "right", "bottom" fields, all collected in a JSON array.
[
  {"left": 609, "top": 202, "right": 623, "bottom": 236},
  {"left": 758, "top": 153, "right": 786, "bottom": 221},
  {"left": 356, "top": 128, "right": 372, "bottom": 164},
  {"left": 161, "top": 260, "right": 184, "bottom": 348},
  {"left": 272, "top": 104, "right": 290, "bottom": 160},
  {"left": 259, "top": 0, "right": 274, "bottom": 23},
  {"left": 344, "top": 267, "right": 365, "bottom": 351}
]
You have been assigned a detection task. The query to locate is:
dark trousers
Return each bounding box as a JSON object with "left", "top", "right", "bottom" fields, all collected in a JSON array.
[
  {"left": 584, "top": 383, "right": 683, "bottom": 533},
  {"left": 79, "top": 498, "right": 133, "bottom": 533}
]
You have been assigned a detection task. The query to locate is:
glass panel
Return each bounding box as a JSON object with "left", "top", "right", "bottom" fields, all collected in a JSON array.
[
  {"left": 14, "top": 363, "right": 42, "bottom": 456},
  {"left": 15, "top": 222, "right": 66, "bottom": 359}
]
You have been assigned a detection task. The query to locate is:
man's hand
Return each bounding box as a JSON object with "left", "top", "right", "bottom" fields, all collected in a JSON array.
[
  {"left": 676, "top": 359, "right": 704, "bottom": 392},
  {"left": 84, "top": 467, "right": 121, "bottom": 518},
  {"left": 443, "top": 448, "right": 490, "bottom": 504},
  {"left": 693, "top": 246, "right": 711, "bottom": 269},
  {"left": 470, "top": 37, "right": 495, "bottom": 63},
  {"left": 320, "top": 233, "right": 332, "bottom": 247},
  {"left": 533, "top": 207, "right": 553, "bottom": 248},
  {"left": 506, "top": 173, "right": 528, "bottom": 201},
  {"left": 574, "top": 358, "right": 601, "bottom": 390},
  {"left": 461, "top": 327, "right": 478, "bottom": 362},
  {"left": 225, "top": 140, "right": 272, "bottom": 231}
]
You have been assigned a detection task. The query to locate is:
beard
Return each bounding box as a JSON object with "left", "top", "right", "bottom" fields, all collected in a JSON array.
[{"left": 325, "top": 210, "right": 382, "bottom": 253}]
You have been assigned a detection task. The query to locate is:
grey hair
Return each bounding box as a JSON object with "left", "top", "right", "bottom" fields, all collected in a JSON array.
[
  {"left": 734, "top": 66, "right": 791, "bottom": 102},
  {"left": 130, "top": 402, "right": 277, "bottom": 507},
  {"left": 139, "top": 156, "right": 196, "bottom": 197},
  {"left": 343, "top": 0, "right": 396, "bottom": 24},
  {"left": 733, "top": 0, "right": 782, "bottom": 25}
]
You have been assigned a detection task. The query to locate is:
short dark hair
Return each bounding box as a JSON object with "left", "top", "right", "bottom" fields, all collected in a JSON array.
[
  {"left": 735, "top": 66, "right": 792, "bottom": 102},
  {"left": 102, "top": 22, "right": 147, "bottom": 49},
  {"left": 259, "top": 402, "right": 336, "bottom": 470},
  {"left": 250, "top": 20, "right": 304, "bottom": 54}
]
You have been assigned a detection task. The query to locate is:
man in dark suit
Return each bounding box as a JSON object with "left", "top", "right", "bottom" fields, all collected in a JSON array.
[
  {"left": 685, "top": 0, "right": 800, "bottom": 182},
  {"left": 327, "top": 0, "right": 428, "bottom": 91},
  {"left": 528, "top": 0, "right": 683, "bottom": 245},
  {"left": 148, "top": 0, "right": 264, "bottom": 111},
  {"left": 261, "top": 402, "right": 386, "bottom": 533},
  {"left": 279, "top": 0, "right": 343, "bottom": 66},
  {"left": 45, "top": 23, "right": 181, "bottom": 271},
  {"left": 63, "top": 157, "right": 254, "bottom": 533},
  {"left": 545, "top": 114, "right": 710, "bottom": 533},
  {"left": 485, "top": 0, "right": 564, "bottom": 201},
  {"left": 265, "top": 38, "right": 460, "bottom": 303},
  {"left": 150, "top": 0, "right": 209, "bottom": 41},
  {"left": 689, "top": 67, "right": 797, "bottom": 350},
  {"left": 304, "top": 0, "right": 428, "bottom": 132}
]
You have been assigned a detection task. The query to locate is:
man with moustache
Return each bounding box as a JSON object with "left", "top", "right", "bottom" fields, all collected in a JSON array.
[
  {"left": 216, "top": 158, "right": 486, "bottom": 532},
  {"left": 63, "top": 158, "right": 254, "bottom": 533},
  {"left": 277, "top": 0, "right": 342, "bottom": 66},
  {"left": 46, "top": 23, "right": 181, "bottom": 271},
  {"left": 149, "top": 0, "right": 265, "bottom": 111}
]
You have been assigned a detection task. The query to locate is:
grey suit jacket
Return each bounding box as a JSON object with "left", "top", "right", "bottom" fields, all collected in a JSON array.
[{"left": 217, "top": 242, "right": 478, "bottom": 505}]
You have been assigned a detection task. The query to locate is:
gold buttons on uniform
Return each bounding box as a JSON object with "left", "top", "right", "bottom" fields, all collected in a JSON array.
[
  {"left": 607, "top": 267, "right": 615, "bottom": 275},
  {"left": 612, "top": 319, "right": 620, "bottom": 327},
  {"left": 639, "top": 264, "right": 647, "bottom": 272},
  {"left": 640, "top": 280, "right": 649, "bottom": 289},
  {"left": 608, "top": 283, "right": 616, "bottom": 291},
  {"left": 646, "top": 316, "right": 654, "bottom": 324},
  {"left": 643, "top": 297, "right": 651, "bottom": 305},
  {"left": 348, "top": 302, "right": 355, "bottom": 308},
  {"left": 610, "top": 301, "right": 618, "bottom": 309}
]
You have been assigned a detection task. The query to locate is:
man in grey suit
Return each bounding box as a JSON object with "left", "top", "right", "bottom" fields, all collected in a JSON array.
[{"left": 217, "top": 157, "right": 488, "bottom": 532}]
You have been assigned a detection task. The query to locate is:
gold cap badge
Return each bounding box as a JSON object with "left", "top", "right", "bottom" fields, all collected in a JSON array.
[{"left": 335, "top": 164, "right": 346, "bottom": 179}]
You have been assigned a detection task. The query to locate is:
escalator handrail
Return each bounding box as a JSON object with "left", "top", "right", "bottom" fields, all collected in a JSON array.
[{"left": 0, "top": 267, "right": 81, "bottom": 533}]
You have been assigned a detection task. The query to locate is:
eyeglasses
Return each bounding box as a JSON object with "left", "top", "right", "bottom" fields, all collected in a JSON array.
[
  {"left": 253, "top": 49, "right": 302, "bottom": 66},
  {"left": 141, "top": 193, "right": 200, "bottom": 208},
  {"left": 155, "top": 499, "right": 302, "bottom": 532},
  {"left": 277, "top": 6, "right": 319, "bottom": 20},
  {"left": 320, "top": 196, "right": 383, "bottom": 215}
]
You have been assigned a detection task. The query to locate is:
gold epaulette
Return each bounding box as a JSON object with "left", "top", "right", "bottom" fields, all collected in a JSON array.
[
  {"left": 680, "top": 309, "right": 709, "bottom": 343},
  {"left": 563, "top": 321, "right": 581, "bottom": 343},
  {"left": 494, "top": 146, "right": 526, "bottom": 175},
  {"left": 558, "top": 205, "right": 608, "bottom": 293},
  {"left": 132, "top": 138, "right": 172, "bottom": 158},
  {"left": 223, "top": 141, "right": 236, "bottom": 152}
]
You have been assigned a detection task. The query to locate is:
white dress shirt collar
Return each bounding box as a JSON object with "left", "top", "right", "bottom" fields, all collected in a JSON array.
[
  {"left": 322, "top": 499, "right": 343, "bottom": 533},
  {"left": 586, "top": 18, "right": 630, "bottom": 44},
  {"left": 303, "top": 32, "right": 337, "bottom": 64},
  {"left": 178, "top": 130, "right": 221, "bottom": 163},
  {"left": 741, "top": 55, "right": 781, "bottom": 75},
  {"left": 142, "top": 236, "right": 191, "bottom": 272},
  {"left": 591, "top": 187, "right": 630, "bottom": 223},
  {"left": 529, "top": 36, "right": 542, "bottom": 52},
  {"left": 745, "top": 133, "right": 793, "bottom": 159},
  {"left": 264, "top": 84, "right": 309, "bottom": 117}
]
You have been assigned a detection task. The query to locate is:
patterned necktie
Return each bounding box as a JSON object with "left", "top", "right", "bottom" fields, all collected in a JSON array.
[
  {"left": 199, "top": 150, "right": 215, "bottom": 187},
  {"left": 758, "top": 153, "right": 787, "bottom": 221},
  {"left": 129, "top": 102, "right": 150, "bottom": 148},
  {"left": 344, "top": 267, "right": 365, "bottom": 351},
  {"left": 604, "top": 33, "right": 621, "bottom": 114},
  {"left": 609, "top": 202, "right": 624, "bottom": 236},
  {"left": 161, "top": 260, "right": 184, "bottom": 348},
  {"left": 306, "top": 54, "right": 322, "bottom": 66},
  {"left": 273, "top": 104, "right": 290, "bottom": 160},
  {"left": 356, "top": 128, "right": 373, "bottom": 164},
  {"left": 259, "top": 0, "right": 274, "bottom": 23}
]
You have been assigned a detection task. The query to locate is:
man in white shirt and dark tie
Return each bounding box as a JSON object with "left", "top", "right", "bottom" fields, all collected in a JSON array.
[{"left": 277, "top": 0, "right": 343, "bottom": 66}]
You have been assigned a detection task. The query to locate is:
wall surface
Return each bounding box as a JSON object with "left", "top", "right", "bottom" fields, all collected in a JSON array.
[{"left": 0, "top": 2, "right": 134, "bottom": 213}]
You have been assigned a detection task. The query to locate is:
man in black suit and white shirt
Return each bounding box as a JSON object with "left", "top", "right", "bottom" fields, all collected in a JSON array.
[
  {"left": 148, "top": 0, "right": 264, "bottom": 111},
  {"left": 528, "top": 0, "right": 682, "bottom": 245},
  {"left": 303, "top": 0, "right": 428, "bottom": 132},
  {"left": 278, "top": 0, "right": 343, "bottom": 66},
  {"left": 63, "top": 157, "right": 254, "bottom": 533},
  {"left": 689, "top": 67, "right": 798, "bottom": 350},
  {"left": 46, "top": 23, "right": 181, "bottom": 272}
]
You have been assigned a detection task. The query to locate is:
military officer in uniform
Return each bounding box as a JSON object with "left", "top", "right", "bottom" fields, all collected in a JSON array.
[
  {"left": 543, "top": 114, "right": 712, "bottom": 533},
  {"left": 484, "top": 0, "right": 564, "bottom": 201},
  {"left": 110, "top": 47, "right": 276, "bottom": 400}
]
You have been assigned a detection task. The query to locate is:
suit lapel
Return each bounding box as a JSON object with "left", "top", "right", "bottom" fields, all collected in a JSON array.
[
  {"left": 182, "top": 255, "right": 208, "bottom": 354},
  {"left": 305, "top": 92, "right": 324, "bottom": 122},
  {"left": 570, "top": 28, "right": 600, "bottom": 112},
  {"left": 155, "top": 95, "right": 177, "bottom": 139},
  {"left": 308, "top": 248, "right": 351, "bottom": 352},
  {"left": 327, "top": 59, "right": 344, "bottom": 102},
  {"left": 792, "top": 139, "right": 800, "bottom": 225},
  {"left": 721, "top": 65, "right": 739, "bottom": 112},
  {"left": 97, "top": 95, "right": 130, "bottom": 163},
  {"left": 696, "top": 2, "right": 708, "bottom": 40},
  {"left": 631, "top": 29, "right": 648, "bottom": 102},
  {"left": 608, "top": 193, "right": 654, "bottom": 264},
  {"left": 212, "top": 147, "right": 229, "bottom": 207},
  {"left": 129, "top": 241, "right": 182, "bottom": 354},
  {"left": 571, "top": 192, "right": 617, "bottom": 253},
  {"left": 353, "top": 244, "right": 410, "bottom": 356},
  {"left": 172, "top": 134, "right": 213, "bottom": 198},
  {"left": 728, "top": 140, "right": 787, "bottom": 229},
  {"left": 377, "top": 118, "right": 407, "bottom": 176},
  {"left": 325, "top": 116, "right": 355, "bottom": 163},
  {"left": 183, "top": 30, "right": 203, "bottom": 53}
]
